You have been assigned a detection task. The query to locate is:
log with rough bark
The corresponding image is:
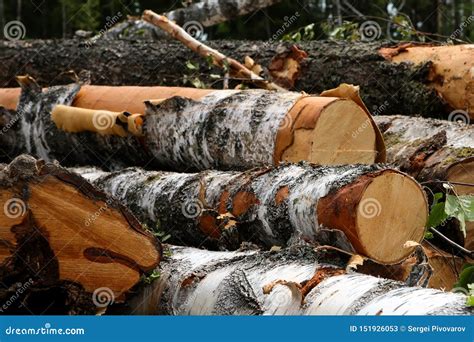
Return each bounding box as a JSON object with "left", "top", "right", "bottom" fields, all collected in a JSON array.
[
  {"left": 101, "top": 0, "right": 283, "bottom": 40},
  {"left": 127, "top": 245, "right": 471, "bottom": 315},
  {"left": 0, "top": 80, "right": 385, "bottom": 169},
  {"left": 0, "top": 40, "right": 471, "bottom": 118},
  {"left": 379, "top": 44, "right": 473, "bottom": 119},
  {"left": 0, "top": 155, "right": 161, "bottom": 314},
  {"left": 74, "top": 163, "right": 428, "bottom": 264},
  {"left": 375, "top": 114, "right": 473, "bottom": 183},
  {"left": 374, "top": 115, "right": 474, "bottom": 249}
]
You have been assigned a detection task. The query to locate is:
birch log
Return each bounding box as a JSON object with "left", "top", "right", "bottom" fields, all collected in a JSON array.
[
  {"left": 375, "top": 115, "right": 474, "bottom": 183},
  {"left": 0, "top": 155, "right": 161, "bottom": 314},
  {"left": 75, "top": 163, "right": 428, "bottom": 264},
  {"left": 375, "top": 115, "right": 474, "bottom": 249},
  {"left": 0, "top": 40, "right": 471, "bottom": 118},
  {"left": 128, "top": 245, "right": 471, "bottom": 315},
  {"left": 0, "top": 81, "right": 385, "bottom": 170},
  {"left": 101, "top": 0, "right": 283, "bottom": 40}
]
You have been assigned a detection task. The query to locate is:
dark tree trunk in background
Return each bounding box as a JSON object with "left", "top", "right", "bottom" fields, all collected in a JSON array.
[
  {"left": 0, "top": 0, "right": 4, "bottom": 33},
  {"left": 62, "top": 2, "right": 67, "bottom": 38},
  {"left": 16, "top": 0, "right": 21, "bottom": 21}
]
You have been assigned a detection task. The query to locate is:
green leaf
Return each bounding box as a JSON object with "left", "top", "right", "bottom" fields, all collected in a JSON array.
[
  {"left": 185, "top": 61, "right": 198, "bottom": 70},
  {"left": 190, "top": 78, "right": 207, "bottom": 89},
  {"left": 143, "top": 270, "right": 161, "bottom": 284},
  {"left": 445, "top": 194, "right": 474, "bottom": 237},
  {"left": 454, "top": 264, "right": 474, "bottom": 290},
  {"left": 432, "top": 192, "right": 444, "bottom": 206},
  {"left": 467, "top": 296, "right": 474, "bottom": 307},
  {"left": 427, "top": 201, "right": 448, "bottom": 228},
  {"left": 459, "top": 195, "right": 474, "bottom": 221},
  {"left": 205, "top": 55, "right": 214, "bottom": 67},
  {"left": 424, "top": 231, "right": 434, "bottom": 239}
]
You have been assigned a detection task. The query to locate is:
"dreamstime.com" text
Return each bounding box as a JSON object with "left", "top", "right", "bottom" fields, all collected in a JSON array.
[{"left": 5, "top": 323, "right": 85, "bottom": 336}]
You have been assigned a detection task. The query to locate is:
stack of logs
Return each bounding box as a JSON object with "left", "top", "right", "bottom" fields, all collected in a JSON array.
[{"left": 0, "top": 28, "right": 472, "bottom": 315}]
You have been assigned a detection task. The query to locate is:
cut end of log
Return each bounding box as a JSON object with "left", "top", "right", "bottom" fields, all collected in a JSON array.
[
  {"left": 0, "top": 155, "right": 160, "bottom": 313},
  {"left": 356, "top": 171, "right": 428, "bottom": 263},
  {"left": 318, "top": 170, "right": 428, "bottom": 264},
  {"left": 277, "top": 97, "right": 379, "bottom": 165}
]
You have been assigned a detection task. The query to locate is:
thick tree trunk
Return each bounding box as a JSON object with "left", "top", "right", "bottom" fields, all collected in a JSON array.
[
  {"left": 74, "top": 163, "right": 428, "bottom": 264},
  {"left": 0, "top": 81, "right": 385, "bottom": 170},
  {"left": 127, "top": 245, "right": 471, "bottom": 315},
  {"left": 0, "top": 155, "right": 161, "bottom": 314},
  {"left": 375, "top": 115, "right": 474, "bottom": 249},
  {"left": 0, "top": 40, "right": 471, "bottom": 118}
]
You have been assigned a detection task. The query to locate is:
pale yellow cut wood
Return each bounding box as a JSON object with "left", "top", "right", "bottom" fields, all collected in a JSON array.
[
  {"left": 27, "top": 176, "right": 158, "bottom": 298},
  {"left": 387, "top": 45, "right": 474, "bottom": 118},
  {"left": 356, "top": 172, "right": 428, "bottom": 263},
  {"left": 282, "top": 99, "right": 377, "bottom": 165}
]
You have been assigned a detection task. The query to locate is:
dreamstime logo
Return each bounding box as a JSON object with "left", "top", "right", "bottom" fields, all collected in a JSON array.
[
  {"left": 266, "top": 12, "right": 300, "bottom": 46},
  {"left": 3, "top": 21, "right": 26, "bottom": 41},
  {"left": 183, "top": 21, "right": 204, "bottom": 39},
  {"left": 1, "top": 109, "right": 26, "bottom": 136},
  {"left": 271, "top": 288, "right": 293, "bottom": 307},
  {"left": 92, "top": 111, "right": 114, "bottom": 131},
  {"left": 359, "top": 21, "right": 381, "bottom": 41},
  {"left": 3, "top": 198, "right": 26, "bottom": 219},
  {"left": 358, "top": 198, "right": 382, "bottom": 219},
  {"left": 85, "top": 11, "right": 123, "bottom": 48},
  {"left": 181, "top": 198, "right": 203, "bottom": 218},
  {"left": 0, "top": 278, "right": 34, "bottom": 313},
  {"left": 450, "top": 15, "right": 474, "bottom": 40},
  {"left": 92, "top": 287, "right": 115, "bottom": 307},
  {"left": 84, "top": 199, "right": 112, "bottom": 226},
  {"left": 448, "top": 109, "right": 470, "bottom": 126},
  {"left": 352, "top": 101, "right": 388, "bottom": 139},
  {"left": 278, "top": 115, "right": 293, "bottom": 130}
]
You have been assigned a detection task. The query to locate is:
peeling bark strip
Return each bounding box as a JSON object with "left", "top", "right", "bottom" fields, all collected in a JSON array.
[
  {"left": 0, "top": 155, "right": 161, "bottom": 314},
  {"left": 375, "top": 115, "right": 474, "bottom": 249},
  {"left": 0, "top": 81, "right": 385, "bottom": 169},
  {"left": 75, "top": 162, "right": 428, "bottom": 264},
  {"left": 128, "top": 246, "right": 471, "bottom": 315},
  {"left": 0, "top": 40, "right": 471, "bottom": 117}
]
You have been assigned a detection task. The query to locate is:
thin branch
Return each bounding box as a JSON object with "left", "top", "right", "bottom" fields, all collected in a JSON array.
[
  {"left": 430, "top": 227, "right": 473, "bottom": 258},
  {"left": 142, "top": 10, "right": 285, "bottom": 91},
  {"left": 420, "top": 180, "right": 474, "bottom": 188}
]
